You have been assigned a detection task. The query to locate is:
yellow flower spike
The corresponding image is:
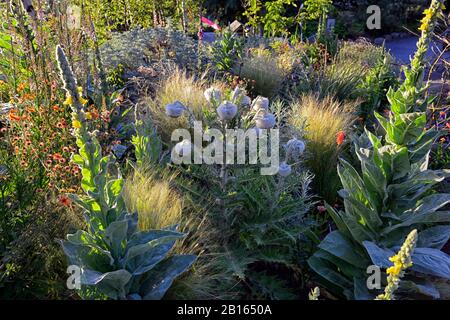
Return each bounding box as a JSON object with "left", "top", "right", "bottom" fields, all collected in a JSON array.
[
  {"left": 63, "top": 94, "right": 73, "bottom": 106},
  {"left": 376, "top": 229, "right": 418, "bottom": 300},
  {"left": 72, "top": 119, "right": 81, "bottom": 129},
  {"left": 79, "top": 96, "right": 88, "bottom": 105},
  {"left": 85, "top": 112, "right": 93, "bottom": 120}
]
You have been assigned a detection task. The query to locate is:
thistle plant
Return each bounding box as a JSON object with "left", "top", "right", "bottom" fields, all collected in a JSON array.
[
  {"left": 376, "top": 230, "right": 418, "bottom": 300},
  {"left": 56, "top": 45, "right": 195, "bottom": 300},
  {"left": 166, "top": 86, "right": 313, "bottom": 299},
  {"left": 309, "top": 0, "right": 450, "bottom": 300}
]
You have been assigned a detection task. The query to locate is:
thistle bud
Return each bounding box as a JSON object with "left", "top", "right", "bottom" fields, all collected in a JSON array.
[
  {"left": 286, "top": 138, "right": 306, "bottom": 160},
  {"left": 165, "top": 101, "right": 185, "bottom": 118},
  {"left": 255, "top": 112, "right": 276, "bottom": 129},
  {"left": 252, "top": 96, "right": 269, "bottom": 111},
  {"left": 278, "top": 162, "right": 292, "bottom": 177},
  {"left": 240, "top": 95, "right": 252, "bottom": 106},
  {"left": 217, "top": 101, "right": 238, "bottom": 121},
  {"left": 204, "top": 87, "right": 221, "bottom": 104}
]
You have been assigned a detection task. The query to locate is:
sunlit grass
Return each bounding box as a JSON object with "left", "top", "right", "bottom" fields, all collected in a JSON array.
[{"left": 289, "top": 94, "right": 358, "bottom": 203}]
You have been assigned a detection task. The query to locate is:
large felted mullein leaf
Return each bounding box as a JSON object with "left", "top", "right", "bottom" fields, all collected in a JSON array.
[
  {"left": 140, "top": 255, "right": 196, "bottom": 300},
  {"left": 59, "top": 239, "right": 114, "bottom": 273},
  {"left": 382, "top": 211, "right": 450, "bottom": 236},
  {"left": 104, "top": 219, "right": 128, "bottom": 259},
  {"left": 318, "top": 231, "right": 368, "bottom": 269},
  {"left": 123, "top": 230, "right": 186, "bottom": 275},
  {"left": 307, "top": 254, "right": 354, "bottom": 295},
  {"left": 411, "top": 248, "right": 450, "bottom": 279},
  {"left": 81, "top": 269, "right": 132, "bottom": 299},
  {"left": 416, "top": 226, "right": 450, "bottom": 250},
  {"left": 398, "top": 112, "right": 426, "bottom": 145}
]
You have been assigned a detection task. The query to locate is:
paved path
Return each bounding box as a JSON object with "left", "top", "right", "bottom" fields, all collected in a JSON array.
[{"left": 384, "top": 36, "right": 449, "bottom": 80}]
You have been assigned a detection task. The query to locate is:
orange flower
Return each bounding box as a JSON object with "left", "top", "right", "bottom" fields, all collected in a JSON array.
[
  {"left": 53, "top": 153, "right": 63, "bottom": 160},
  {"left": 336, "top": 131, "right": 346, "bottom": 146},
  {"left": 17, "top": 83, "right": 27, "bottom": 91},
  {"left": 52, "top": 105, "right": 60, "bottom": 112},
  {"left": 446, "top": 122, "right": 450, "bottom": 129},
  {"left": 9, "top": 111, "right": 21, "bottom": 121}
]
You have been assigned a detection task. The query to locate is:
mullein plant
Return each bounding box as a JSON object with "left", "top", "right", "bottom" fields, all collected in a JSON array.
[
  {"left": 56, "top": 45, "right": 195, "bottom": 300},
  {"left": 309, "top": 0, "right": 450, "bottom": 300},
  {"left": 166, "top": 87, "right": 313, "bottom": 299}
]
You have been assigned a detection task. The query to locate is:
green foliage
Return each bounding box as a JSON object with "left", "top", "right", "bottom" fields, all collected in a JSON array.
[
  {"left": 301, "top": 0, "right": 333, "bottom": 41},
  {"left": 262, "top": 0, "right": 299, "bottom": 38},
  {"left": 309, "top": 0, "right": 449, "bottom": 300},
  {"left": 106, "top": 64, "right": 125, "bottom": 90},
  {"left": 243, "top": 0, "right": 263, "bottom": 32},
  {"left": 358, "top": 50, "right": 397, "bottom": 120},
  {"left": 132, "top": 112, "right": 162, "bottom": 167},
  {"left": 210, "top": 31, "right": 244, "bottom": 73}
]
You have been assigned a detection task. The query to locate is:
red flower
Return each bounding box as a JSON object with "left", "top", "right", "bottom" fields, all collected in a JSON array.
[
  {"left": 59, "top": 195, "right": 71, "bottom": 207},
  {"left": 317, "top": 206, "right": 326, "bottom": 213},
  {"left": 336, "top": 131, "right": 345, "bottom": 146}
]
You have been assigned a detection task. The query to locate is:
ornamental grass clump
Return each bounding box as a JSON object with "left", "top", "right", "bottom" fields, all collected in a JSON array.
[
  {"left": 309, "top": 0, "right": 450, "bottom": 300},
  {"left": 56, "top": 45, "right": 195, "bottom": 300},
  {"left": 289, "top": 94, "right": 358, "bottom": 203}
]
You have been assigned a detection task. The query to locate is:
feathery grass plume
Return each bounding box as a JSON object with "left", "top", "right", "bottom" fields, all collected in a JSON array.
[
  {"left": 123, "top": 168, "right": 182, "bottom": 230},
  {"left": 309, "top": 287, "right": 320, "bottom": 300},
  {"left": 376, "top": 230, "right": 418, "bottom": 300},
  {"left": 289, "top": 95, "right": 357, "bottom": 203},
  {"left": 240, "top": 53, "right": 287, "bottom": 97}
]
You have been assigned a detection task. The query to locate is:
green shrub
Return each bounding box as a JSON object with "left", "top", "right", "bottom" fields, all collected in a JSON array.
[
  {"left": 210, "top": 30, "right": 244, "bottom": 73},
  {"left": 240, "top": 53, "right": 287, "bottom": 97}
]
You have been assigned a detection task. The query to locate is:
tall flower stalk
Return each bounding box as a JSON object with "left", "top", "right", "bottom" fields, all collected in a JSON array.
[{"left": 376, "top": 230, "right": 418, "bottom": 300}]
